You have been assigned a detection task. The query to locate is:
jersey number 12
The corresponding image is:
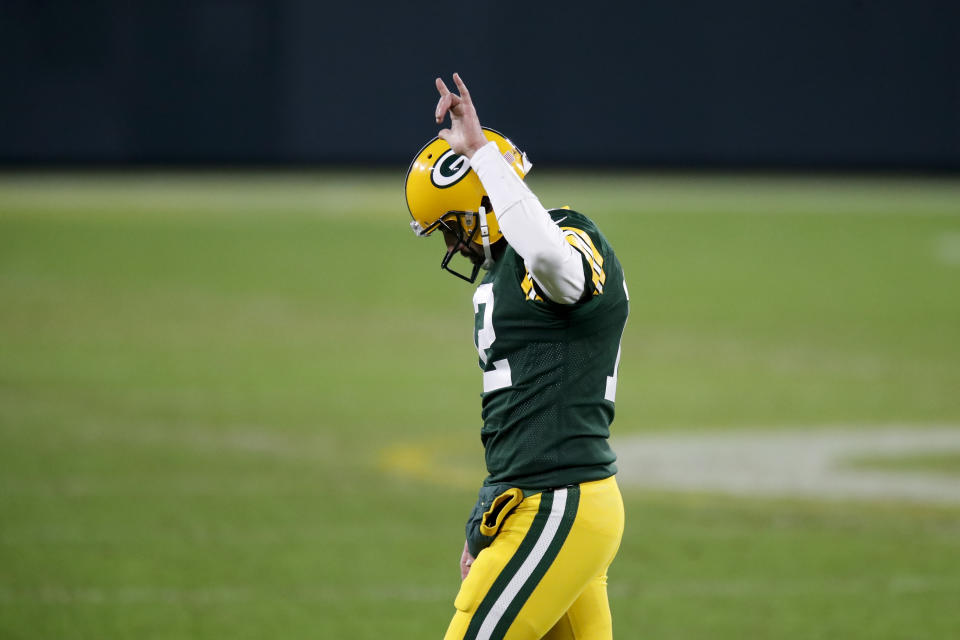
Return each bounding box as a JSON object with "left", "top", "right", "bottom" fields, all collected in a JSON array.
[{"left": 473, "top": 282, "right": 624, "bottom": 401}]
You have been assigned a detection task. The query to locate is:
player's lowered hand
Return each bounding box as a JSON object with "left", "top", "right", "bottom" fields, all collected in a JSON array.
[
  {"left": 460, "top": 539, "right": 475, "bottom": 580},
  {"left": 435, "top": 73, "right": 488, "bottom": 159}
]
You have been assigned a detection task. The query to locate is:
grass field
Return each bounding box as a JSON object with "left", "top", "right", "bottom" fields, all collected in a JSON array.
[{"left": 1, "top": 171, "right": 959, "bottom": 638}]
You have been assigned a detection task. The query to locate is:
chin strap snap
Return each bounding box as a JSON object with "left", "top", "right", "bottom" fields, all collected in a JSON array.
[{"left": 478, "top": 205, "right": 493, "bottom": 270}]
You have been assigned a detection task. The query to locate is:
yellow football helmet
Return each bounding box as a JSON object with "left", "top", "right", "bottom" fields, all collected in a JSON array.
[{"left": 405, "top": 127, "right": 532, "bottom": 282}]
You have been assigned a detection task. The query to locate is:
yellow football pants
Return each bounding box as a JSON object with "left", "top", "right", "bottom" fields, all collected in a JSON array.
[{"left": 445, "top": 475, "right": 625, "bottom": 640}]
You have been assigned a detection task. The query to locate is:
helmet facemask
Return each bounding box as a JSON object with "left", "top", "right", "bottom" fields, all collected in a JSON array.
[{"left": 410, "top": 205, "right": 493, "bottom": 283}]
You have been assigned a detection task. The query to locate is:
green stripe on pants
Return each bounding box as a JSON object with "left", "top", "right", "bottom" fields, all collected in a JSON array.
[
  {"left": 491, "top": 485, "right": 580, "bottom": 639},
  {"left": 464, "top": 486, "right": 581, "bottom": 640}
]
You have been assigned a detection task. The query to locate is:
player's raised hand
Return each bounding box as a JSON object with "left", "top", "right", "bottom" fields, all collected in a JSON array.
[{"left": 435, "top": 73, "right": 488, "bottom": 158}]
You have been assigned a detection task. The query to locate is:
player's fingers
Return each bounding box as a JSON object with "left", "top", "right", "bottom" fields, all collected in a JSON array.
[
  {"left": 437, "top": 127, "right": 452, "bottom": 142},
  {"left": 435, "top": 94, "right": 448, "bottom": 123},
  {"left": 435, "top": 76, "right": 450, "bottom": 96},
  {"left": 435, "top": 93, "right": 455, "bottom": 122},
  {"left": 452, "top": 72, "right": 471, "bottom": 102},
  {"left": 435, "top": 93, "right": 464, "bottom": 123}
]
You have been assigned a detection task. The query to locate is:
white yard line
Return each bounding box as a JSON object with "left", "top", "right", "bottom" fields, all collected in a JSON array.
[
  {"left": 934, "top": 231, "right": 960, "bottom": 266},
  {"left": 613, "top": 426, "right": 960, "bottom": 504}
]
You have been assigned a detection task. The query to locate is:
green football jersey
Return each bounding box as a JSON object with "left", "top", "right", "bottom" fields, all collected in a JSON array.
[{"left": 472, "top": 209, "right": 629, "bottom": 489}]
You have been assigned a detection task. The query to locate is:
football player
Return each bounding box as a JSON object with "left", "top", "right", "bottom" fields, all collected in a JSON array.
[{"left": 405, "top": 73, "right": 629, "bottom": 640}]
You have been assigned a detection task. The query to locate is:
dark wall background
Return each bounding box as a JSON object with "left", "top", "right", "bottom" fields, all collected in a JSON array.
[{"left": 1, "top": 0, "right": 958, "bottom": 168}]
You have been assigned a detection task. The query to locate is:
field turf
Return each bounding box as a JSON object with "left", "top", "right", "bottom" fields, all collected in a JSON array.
[{"left": 1, "top": 171, "right": 959, "bottom": 638}]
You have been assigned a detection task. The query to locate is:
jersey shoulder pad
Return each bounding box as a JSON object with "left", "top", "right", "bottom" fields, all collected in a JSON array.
[{"left": 546, "top": 209, "right": 609, "bottom": 297}]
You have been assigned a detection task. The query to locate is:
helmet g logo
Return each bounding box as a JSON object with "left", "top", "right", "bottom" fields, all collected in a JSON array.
[{"left": 431, "top": 150, "right": 471, "bottom": 188}]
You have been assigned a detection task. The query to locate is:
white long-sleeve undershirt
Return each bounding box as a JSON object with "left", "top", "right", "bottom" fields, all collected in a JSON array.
[{"left": 470, "top": 141, "right": 586, "bottom": 304}]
